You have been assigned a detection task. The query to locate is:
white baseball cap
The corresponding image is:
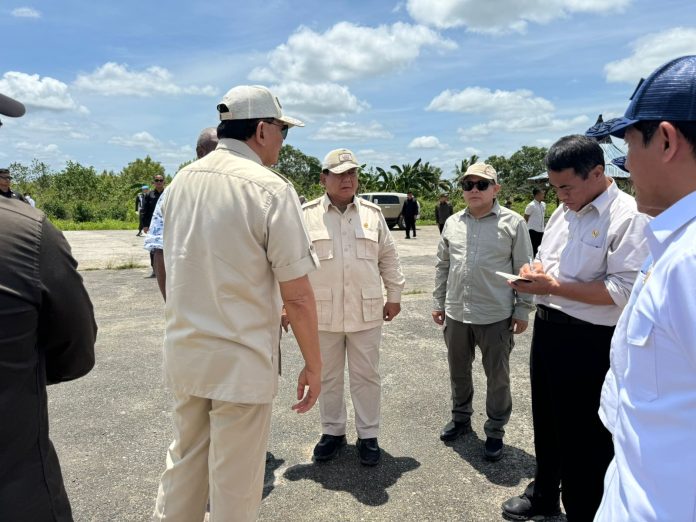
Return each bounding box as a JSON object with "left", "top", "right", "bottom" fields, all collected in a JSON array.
[
  {"left": 322, "top": 148, "right": 360, "bottom": 174},
  {"left": 217, "top": 85, "right": 304, "bottom": 128}
]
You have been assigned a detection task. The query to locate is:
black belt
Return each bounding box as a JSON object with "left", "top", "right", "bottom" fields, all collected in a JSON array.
[{"left": 536, "top": 305, "right": 592, "bottom": 326}]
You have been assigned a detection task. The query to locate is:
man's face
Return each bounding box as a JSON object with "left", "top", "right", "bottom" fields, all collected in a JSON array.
[
  {"left": 623, "top": 126, "right": 666, "bottom": 216},
  {"left": 322, "top": 168, "right": 358, "bottom": 206},
  {"left": 407, "top": 193, "right": 414, "bottom": 200},
  {"left": 440, "top": 196, "right": 447, "bottom": 204},
  {"left": 462, "top": 175, "right": 500, "bottom": 213},
  {"left": 261, "top": 119, "right": 287, "bottom": 166},
  {"left": 153, "top": 176, "right": 165, "bottom": 191},
  {"left": 0, "top": 172, "right": 10, "bottom": 192},
  {"left": 535, "top": 191, "right": 545, "bottom": 201},
  {"left": 548, "top": 166, "right": 602, "bottom": 212}
]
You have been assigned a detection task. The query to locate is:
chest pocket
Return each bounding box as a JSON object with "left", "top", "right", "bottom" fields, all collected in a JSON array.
[
  {"left": 624, "top": 309, "right": 658, "bottom": 402},
  {"left": 309, "top": 228, "right": 334, "bottom": 261},
  {"left": 355, "top": 228, "right": 379, "bottom": 259}
]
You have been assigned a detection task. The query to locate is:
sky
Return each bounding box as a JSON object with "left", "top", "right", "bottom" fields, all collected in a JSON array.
[{"left": 2, "top": 0, "right": 696, "bottom": 178}]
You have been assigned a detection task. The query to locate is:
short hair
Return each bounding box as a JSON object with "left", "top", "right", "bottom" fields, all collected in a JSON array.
[
  {"left": 0, "top": 167, "right": 9, "bottom": 174},
  {"left": 545, "top": 134, "right": 604, "bottom": 180},
  {"left": 217, "top": 119, "right": 263, "bottom": 141},
  {"left": 532, "top": 187, "right": 544, "bottom": 196},
  {"left": 196, "top": 127, "right": 218, "bottom": 158},
  {"left": 634, "top": 120, "right": 696, "bottom": 158}
]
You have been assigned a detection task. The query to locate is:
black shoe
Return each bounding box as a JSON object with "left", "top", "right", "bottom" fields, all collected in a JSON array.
[
  {"left": 484, "top": 437, "right": 504, "bottom": 461},
  {"left": 405, "top": 236, "right": 410, "bottom": 239},
  {"left": 146, "top": 272, "right": 156, "bottom": 278},
  {"left": 136, "top": 232, "right": 142, "bottom": 236},
  {"left": 313, "top": 434, "right": 346, "bottom": 462},
  {"left": 501, "top": 487, "right": 561, "bottom": 521},
  {"left": 356, "top": 437, "right": 380, "bottom": 466},
  {"left": 440, "top": 420, "right": 472, "bottom": 441}
]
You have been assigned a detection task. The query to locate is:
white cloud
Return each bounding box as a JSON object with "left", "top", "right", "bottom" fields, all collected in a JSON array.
[
  {"left": 13, "top": 141, "right": 67, "bottom": 163},
  {"left": 12, "top": 7, "right": 41, "bottom": 18},
  {"left": 311, "top": 121, "right": 394, "bottom": 141},
  {"left": 459, "top": 114, "right": 590, "bottom": 140},
  {"left": 408, "top": 136, "right": 447, "bottom": 149},
  {"left": 108, "top": 131, "right": 194, "bottom": 164},
  {"left": 604, "top": 27, "right": 696, "bottom": 83},
  {"left": 109, "top": 131, "right": 161, "bottom": 149},
  {"left": 74, "top": 62, "right": 217, "bottom": 97},
  {"left": 407, "top": 0, "right": 630, "bottom": 33},
  {"left": 249, "top": 22, "right": 456, "bottom": 83},
  {"left": 427, "top": 87, "right": 555, "bottom": 117},
  {"left": 0, "top": 72, "right": 86, "bottom": 112},
  {"left": 270, "top": 82, "right": 369, "bottom": 115}
]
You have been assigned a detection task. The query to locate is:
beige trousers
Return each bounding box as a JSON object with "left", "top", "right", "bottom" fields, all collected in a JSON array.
[
  {"left": 318, "top": 326, "right": 382, "bottom": 439},
  {"left": 153, "top": 392, "right": 272, "bottom": 522}
]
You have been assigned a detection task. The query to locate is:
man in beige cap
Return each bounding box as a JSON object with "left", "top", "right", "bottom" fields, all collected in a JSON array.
[
  {"left": 153, "top": 85, "right": 321, "bottom": 522},
  {"left": 288, "top": 148, "right": 405, "bottom": 466},
  {"left": 433, "top": 162, "right": 533, "bottom": 461}
]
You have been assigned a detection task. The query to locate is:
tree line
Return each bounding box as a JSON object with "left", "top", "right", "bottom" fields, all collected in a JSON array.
[{"left": 10, "top": 145, "right": 549, "bottom": 225}]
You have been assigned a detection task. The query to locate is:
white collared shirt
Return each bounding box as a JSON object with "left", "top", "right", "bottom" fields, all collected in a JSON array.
[
  {"left": 595, "top": 190, "right": 696, "bottom": 522},
  {"left": 535, "top": 180, "right": 649, "bottom": 325},
  {"left": 524, "top": 199, "right": 546, "bottom": 232}
]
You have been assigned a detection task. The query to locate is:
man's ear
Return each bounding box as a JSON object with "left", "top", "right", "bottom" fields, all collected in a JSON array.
[{"left": 659, "top": 122, "right": 679, "bottom": 161}]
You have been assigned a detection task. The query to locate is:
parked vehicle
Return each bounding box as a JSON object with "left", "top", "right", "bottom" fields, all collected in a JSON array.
[{"left": 358, "top": 192, "right": 407, "bottom": 229}]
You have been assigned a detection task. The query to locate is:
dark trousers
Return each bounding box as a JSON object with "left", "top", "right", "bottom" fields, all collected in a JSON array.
[
  {"left": 438, "top": 223, "right": 445, "bottom": 234},
  {"left": 444, "top": 317, "right": 514, "bottom": 438},
  {"left": 530, "top": 309, "right": 614, "bottom": 521},
  {"left": 404, "top": 216, "right": 416, "bottom": 238},
  {"left": 529, "top": 230, "right": 543, "bottom": 257}
]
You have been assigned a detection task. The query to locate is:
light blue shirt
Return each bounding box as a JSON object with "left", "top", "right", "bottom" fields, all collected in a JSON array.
[
  {"left": 143, "top": 188, "right": 167, "bottom": 251},
  {"left": 596, "top": 190, "right": 696, "bottom": 522}
]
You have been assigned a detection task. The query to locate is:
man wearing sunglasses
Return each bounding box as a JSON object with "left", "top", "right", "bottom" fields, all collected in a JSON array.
[
  {"left": 153, "top": 85, "right": 321, "bottom": 522},
  {"left": 1, "top": 92, "right": 97, "bottom": 521},
  {"left": 0, "top": 167, "right": 28, "bottom": 203},
  {"left": 433, "top": 162, "right": 534, "bottom": 462},
  {"left": 142, "top": 175, "right": 166, "bottom": 277},
  {"left": 502, "top": 135, "right": 648, "bottom": 521}
]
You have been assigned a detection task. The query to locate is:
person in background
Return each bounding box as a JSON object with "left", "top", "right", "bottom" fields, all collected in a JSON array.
[
  {"left": 0, "top": 167, "right": 27, "bottom": 203},
  {"left": 136, "top": 185, "right": 149, "bottom": 236},
  {"left": 524, "top": 188, "right": 546, "bottom": 256},
  {"left": 24, "top": 192, "right": 35, "bottom": 207},
  {"left": 435, "top": 193, "right": 454, "bottom": 234},
  {"left": 142, "top": 176, "right": 165, "bottom": 277},
  {"left": 401, "top": 191, "right": 419, "bottom": 239}
]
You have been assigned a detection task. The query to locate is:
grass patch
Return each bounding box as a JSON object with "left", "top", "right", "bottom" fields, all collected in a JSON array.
[
  {"left": 104, "top": 257, "right": 148, "bottom": 270},
  {"left": 53, "top": 219, "right": 138, "bottom": 231}
]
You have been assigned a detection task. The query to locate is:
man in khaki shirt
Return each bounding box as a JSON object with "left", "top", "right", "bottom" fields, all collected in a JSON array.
[
  {"left": 289, "top": 148, "right": 405, "bottom": 466},
  {"left": 153, "top": 85, "right": 322, "bottom": 522},
  {"left": 432, "top": 163, "right": 534, "bottom": 462}
]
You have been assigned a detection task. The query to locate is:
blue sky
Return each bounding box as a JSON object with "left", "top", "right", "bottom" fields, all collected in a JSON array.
[{"left": 2, "top": 0, "right": 696, "bottom": 178}]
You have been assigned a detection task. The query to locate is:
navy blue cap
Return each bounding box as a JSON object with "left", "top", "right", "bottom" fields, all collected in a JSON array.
[
  {"left": 586, "top": 55, "right": 696, "bottom": 139},
  {"left": 0, "top": 92, "right": 25, "bottom": 118},
  {"left": 612, "top": 156, "right": 628, "bottom": 172}
]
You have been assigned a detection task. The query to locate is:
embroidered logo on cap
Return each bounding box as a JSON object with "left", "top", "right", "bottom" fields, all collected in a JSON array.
[{"left": 338, "top": 153, "right": 353, "bottom": 162}]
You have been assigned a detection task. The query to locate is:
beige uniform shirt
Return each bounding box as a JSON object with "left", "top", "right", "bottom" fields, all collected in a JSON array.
[
  {"left": 162, "top": 139, "right": 319, "bottom": 403},
  {"left": 302, "top": 195, "right": 405, "bottom": 333}
]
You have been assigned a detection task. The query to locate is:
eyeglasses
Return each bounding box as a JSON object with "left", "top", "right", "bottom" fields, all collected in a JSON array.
[
  {"left": 462, "top": 180, "right": 494, "bottom": 191},
  {"left": 0, "top": 175, "right": 11, "bottom": 180},
  {"left": 264, "top": 120, "right": 289, "bottom": 140},
  {"left": 153, "top": 179, "right": 164, "bottom": 183}
]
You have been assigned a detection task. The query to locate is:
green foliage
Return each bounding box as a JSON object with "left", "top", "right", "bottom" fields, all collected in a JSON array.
[{"left": 276, "top": 144, "right": 323, "bottom": 198}]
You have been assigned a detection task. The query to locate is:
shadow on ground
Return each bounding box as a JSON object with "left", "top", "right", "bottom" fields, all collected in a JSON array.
[
  {"left": 283, "top": 446, "right": 420, "bottom": 506},
  {"left": 445, "top": 431, "right": 536, "bottom": 487}
]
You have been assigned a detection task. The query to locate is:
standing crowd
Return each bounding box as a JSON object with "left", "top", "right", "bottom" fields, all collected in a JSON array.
[{"left": 2, "top": 55, "right": 696, "bottom": 522}]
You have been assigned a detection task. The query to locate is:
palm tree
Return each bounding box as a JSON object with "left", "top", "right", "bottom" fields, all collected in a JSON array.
[{"left": 454, "top": 154, "right": 480, "bottom": 182}]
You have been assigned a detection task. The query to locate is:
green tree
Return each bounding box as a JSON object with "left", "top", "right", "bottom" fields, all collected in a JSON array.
[
  {"left": 276, "top": 144, "right": 323, "bottom": 198},
  {"left": 453, "top": 154, "right": 480, "bottom": 181}
]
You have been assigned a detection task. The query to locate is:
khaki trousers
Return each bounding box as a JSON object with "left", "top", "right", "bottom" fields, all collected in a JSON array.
[
  {"left": 318, "top": 326, "right": 382, "bottom": 439},
  {"left": 153, "top": 392, "right": 271, "bottom": 522},
  {"left": 443, "top": 316, "right": 514, "bottom": 439}
]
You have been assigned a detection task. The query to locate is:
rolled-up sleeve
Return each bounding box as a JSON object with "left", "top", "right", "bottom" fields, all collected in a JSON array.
[
  {"left": 266, "top": 184, "right": 320, "bottom": 282},
  {"left": 512, "top": 219, "right": 535, "bottom": 320},
  {"left": 377, "top": 213, "right": 405, "bottom": 302},
  {"left": 605, "top": 212, "right": 650, "bottom": 308}
]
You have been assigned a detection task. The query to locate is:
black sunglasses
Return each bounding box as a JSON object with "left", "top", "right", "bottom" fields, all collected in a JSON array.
[
  {"left": 153, "top": 179, "right": 164, "bottom": 183},
  {"left": 264, "top": 120, "right": 289, "bottom": 139},
  {"left": 462, "top": 180, "right": 494, "bottom": 191}
]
